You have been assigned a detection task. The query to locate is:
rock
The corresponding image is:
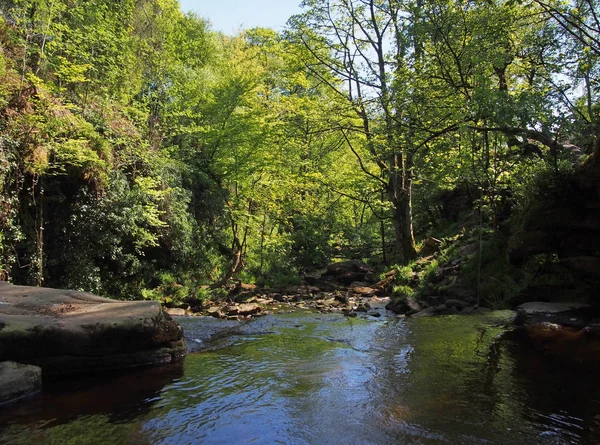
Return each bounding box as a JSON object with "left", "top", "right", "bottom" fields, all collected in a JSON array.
[
  {"left": 420, "top": 237, "right": 443, "bottom": 256},
  {"left": 373, "top": 269, "right": 398, "bottom": 290},
  {"left": 367, "top": 311, "right": 381, "bottom": 318},
  {"left": 270, "top": 293, "right": 287, "bottom": 302},
  {"left": 321, "top": 297, "right": 340, "bottom": 308},
  {"left": 237, "top": 303, "right": 262, "bottom": 316},
  {"left": 227, "top": 303, "right": 262, "bottom": 317},
  {"left": 206, "top": 306, "right": 225, "bottom": 318},
  {"left": 324, "top": 260, "right": 373, "bottom": 284},
  {"left": 409, "top": 306, "right": 437, "bottom": 318},
  {"left": 425, "top": 295, "right": 443, "bottom": 305},
  {"left": 184, "top": 296, "right": 203, "bottom": 312},
  {"left": 255, "top": 298, "right": 274, "bottom": 305},
  {"left": 583, "top": 323, "right": 600, "bottom": 337},
  {"left": 512, "top": 322, "right": 600, "bottom": 363},
  {"left": 165, "top": 308, "right": 188, "bottom": 316},
  {"left": 385, "top": 296, "right": 422, "bottom": 314},
  {"left": 351, "top": 286, "right": 377, "bottom": 296},
  {"left": 443, "top": 306, "right": 460, "bottom": 315},
  {"left": 518, "top": 301, "right": 591, "bottom": 314},
  {"left": 516, "top": 301, "right": 592, "bottom": 330},
  {"left": 472, "top": 307, "right": 492, "bottom": 315},
  {"left": 445, "top": 299, "right": 469, "bottom": 310},
  {"left": 0, "top": 282, "right": 186, "bottom": 375},
  {"left": 301, "top": 285, "right": 323, "bottom": 294},
  {"left": 0, "top": 361, "right": 41, "bottom": 404},
  {"left": 334, "top": 293, "right": 349, "bottom": 304},
  {"left": 355, "top": 303, "right": 370, "bottom": 312},
  {"left": 304, "top": 279, "right": 338, "bottom": 292}
]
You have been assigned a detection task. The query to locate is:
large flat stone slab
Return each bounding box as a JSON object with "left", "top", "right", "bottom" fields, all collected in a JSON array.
[
  {"left": 0, "top": 361, "right": 41, "bottom": 404},
  {"left": 0, "top": 282, "right": 186, "bottom": 375},
  {"left": 518, "top": 302, "right": 591, "bottom": 314}
]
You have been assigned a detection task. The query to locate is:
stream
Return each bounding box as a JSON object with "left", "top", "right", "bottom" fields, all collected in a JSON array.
[{"left": 1, "top": 311, "right": 600, "bottom": 444}]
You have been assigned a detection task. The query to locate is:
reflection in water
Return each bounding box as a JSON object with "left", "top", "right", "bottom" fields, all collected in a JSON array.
[{"left": 0, "top": 312, "right": 599, "bottom": 444}]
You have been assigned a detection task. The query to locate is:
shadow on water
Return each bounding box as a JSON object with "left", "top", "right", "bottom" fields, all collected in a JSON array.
[
  {"left": 0, "top": 363, "right": 184, "bottom": 444},
  {"left": 501, "top": 328, "right": 600, "bottom": 444},
  {"left": 1, "top": 312, "right": 600, "bottom": 444}
]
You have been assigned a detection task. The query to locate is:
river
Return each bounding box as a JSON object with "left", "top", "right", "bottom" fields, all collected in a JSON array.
[{"left": 1, "top": 311, "right": 599, "bottom": 444}]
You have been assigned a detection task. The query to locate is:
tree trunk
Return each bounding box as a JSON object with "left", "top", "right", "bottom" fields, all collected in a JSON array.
[
  {"left": 210, "top": 237, "right": 243, "bottom": 289},
  {"left": 388, "top": 171, "right": 416, "bottom": 265}
]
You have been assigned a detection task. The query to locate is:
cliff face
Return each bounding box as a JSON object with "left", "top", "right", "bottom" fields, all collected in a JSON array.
[{"left": 508, "top": 159, "right": 600, "bottom": 303}]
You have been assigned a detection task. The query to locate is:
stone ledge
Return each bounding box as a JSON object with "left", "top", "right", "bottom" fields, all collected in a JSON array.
[{"left": 0, "top": 282, "right": 186, "bottom": 375}]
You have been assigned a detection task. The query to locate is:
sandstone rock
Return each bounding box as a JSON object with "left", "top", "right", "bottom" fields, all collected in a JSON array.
[
  {"left": 206, "top": 306, "right": 225, "bottom": 318},
  {"left": 518, "top": 301, "right": 591, "bottom": 315},
  {"left": 351, "top": 286, "right": 377, "bottom": 296},
  {"left": 516, "top": 301, "right": 592, "bottom": 330},
  {"left": 0, "top": 282, "right": 186, "bottom": 375},
  {"left": 165, "top": 308, "right": 188, "bottom": 316},
  {"left": 227, "top": 303, "right": 262, "bottom": 317},
  {"left": 0, "top": 361, "right": 41, "bottom": 404}
]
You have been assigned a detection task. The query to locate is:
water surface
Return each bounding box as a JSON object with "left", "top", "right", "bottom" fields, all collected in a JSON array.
[{"left": 1, "top": 312, "right": 599, "bottom": 444}]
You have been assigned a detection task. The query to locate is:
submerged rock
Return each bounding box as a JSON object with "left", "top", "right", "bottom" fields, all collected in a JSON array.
[
  {"left": 0, "top": 282, "right": 186, "bottom": 375},
  {"left": 0, "top": 361, "right": 41, "bottom": 404}
]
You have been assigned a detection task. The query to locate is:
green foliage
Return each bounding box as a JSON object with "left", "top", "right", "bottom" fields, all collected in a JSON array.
[
  {"left": 393, "top": 285, "right": 415, "bottom": 299},
  {"left": 461, "top": 235, "right": 525, "bottom": 309},
  {"left": 0, "top": 0, "right": 597, "bottom": 305}
]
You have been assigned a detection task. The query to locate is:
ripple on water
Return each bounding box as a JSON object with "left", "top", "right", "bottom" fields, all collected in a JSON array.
[{"left": 1, "top": 312, "right": 600, "bottom": 444}]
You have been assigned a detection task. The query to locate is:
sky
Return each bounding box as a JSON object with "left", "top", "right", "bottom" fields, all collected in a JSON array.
[{"left": 179, "top": 0, "right": 303, "bottom": 35}]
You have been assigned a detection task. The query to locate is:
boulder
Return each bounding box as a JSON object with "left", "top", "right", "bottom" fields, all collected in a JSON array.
[
  {"left": 385, "top": 296, "right": 422, "bottom": 314},
  {"left": 0, "top": 361, "right": 41, "bottom": 404},
  {"left": 165, "top": 308, "right": 188, "bottom": 316},
  {"left": 409, "top": 306, "right": 437, "bottom": 318},
  {"left": 351, "top": 286, "right": 377, "bottom": 297},
  {"left": 515, "top": 301, "right": 592, "bottom": 330},
  {"left": 206, "top": 306, "right": 225, "bottom": 318},
  {"left": 420, "top": 237, "right": 442, "bottom": 257},
  {"left": 0, "top": 282, "right": 186, "bottom": 375},
  {"left": 324, "top": 260, "right": 373, "bottom": 284},
  {"left": 517, "top": 301, "right": 591, "bottom": 315},
  {"left": 227, "top": 303, "right": 262, "bottom": 317}
]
